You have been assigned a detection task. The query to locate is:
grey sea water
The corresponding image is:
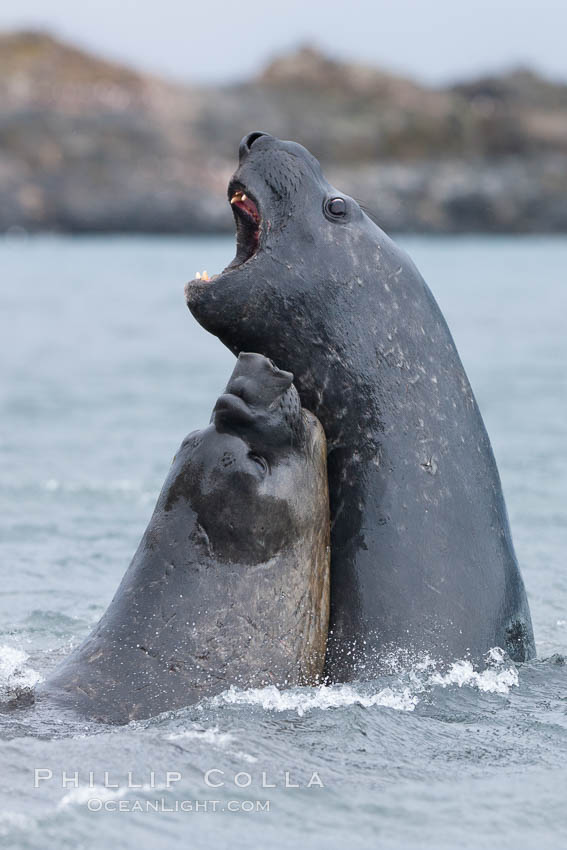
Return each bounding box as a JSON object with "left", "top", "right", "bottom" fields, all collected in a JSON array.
[{"left": 0, "top": 234, "right": 566, "bottom": 849}]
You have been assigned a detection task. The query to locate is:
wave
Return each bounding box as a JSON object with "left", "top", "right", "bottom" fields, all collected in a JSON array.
[
  {"left": 0, "top": 476, "right": 159, "bottom": 504},
  {"left": 0, "top": 811, "right": 33, "bottom": 837},
  {"left": 166, "top": 724, "right": 257, "bottom": 763},
  {"left": 57, "top": 782, "right": 171, "bottom": 809},
  {"left": 41, "top": 478, "right": 147, "bottom": 494}
]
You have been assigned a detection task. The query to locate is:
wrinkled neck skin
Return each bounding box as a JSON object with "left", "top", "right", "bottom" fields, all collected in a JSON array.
[
  {"left": 40, "top": 415, "right": 330, "bottom": 724},
  {"left": 187, "top": 136, "right": 535, "bottom": 674}
]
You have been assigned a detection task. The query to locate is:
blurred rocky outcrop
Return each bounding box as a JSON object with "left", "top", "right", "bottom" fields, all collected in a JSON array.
[{"left": 1, "top": 31, "right": 566, "bottom": 234}]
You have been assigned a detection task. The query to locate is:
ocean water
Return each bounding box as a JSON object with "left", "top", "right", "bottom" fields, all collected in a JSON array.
[{"left": 0, "top": 234, "right": 566, "bottom": 849}]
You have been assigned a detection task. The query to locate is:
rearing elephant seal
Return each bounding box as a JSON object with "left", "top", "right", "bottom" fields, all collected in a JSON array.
[
  {"left": 186, "top": 132, "right": 535, "bottom": 675},
  {"left": 39, "top": 353, "right": 330, "bottom": 723}
]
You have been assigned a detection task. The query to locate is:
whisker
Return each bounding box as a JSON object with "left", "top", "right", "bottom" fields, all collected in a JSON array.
[{"left": 354, "top": 197, "right": 381, "bottom": 226}]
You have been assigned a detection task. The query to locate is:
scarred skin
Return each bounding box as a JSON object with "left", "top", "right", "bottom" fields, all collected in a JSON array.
[
  {"left": 186, "top": 132, "right": 535, "bottom": 677},
  {"left": 39, "top": 353, "right": 330, "bottom": 723}
]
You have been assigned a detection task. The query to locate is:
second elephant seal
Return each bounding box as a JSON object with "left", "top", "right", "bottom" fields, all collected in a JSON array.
[{"left": 39, "top": 353, "right": 330, "bottom": 723}]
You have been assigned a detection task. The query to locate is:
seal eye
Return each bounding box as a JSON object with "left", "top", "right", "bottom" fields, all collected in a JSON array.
[
  {"left": 249, "top": 454, "right": 268, "bottom": 475},
  {"left": 325, "top": 197, "right": 347, "bottom": 219}
]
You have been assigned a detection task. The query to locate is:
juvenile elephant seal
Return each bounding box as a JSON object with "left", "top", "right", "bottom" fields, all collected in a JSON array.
[
  {"left": 186, "top": 132, "right": 535, "bottom": 675},
  {"left": 40, "top": 353, "right": 330, "bottom": 723}
]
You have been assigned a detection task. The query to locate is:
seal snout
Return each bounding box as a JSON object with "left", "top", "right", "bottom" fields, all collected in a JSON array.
[
  {"left": 216, "top": 352, "right": 294, "bottom": 415},
  {"left": 213, "top": 392, "right": 255, "bottom": 426},
  {"left": 233, "top": 352, "right": 294, "bottom": 398},
  {"left": 239, "top": 131, "right": 273, "bottom": 163},
  {"left": 211, "top": 354, "right": 301, "bottom": 446}
]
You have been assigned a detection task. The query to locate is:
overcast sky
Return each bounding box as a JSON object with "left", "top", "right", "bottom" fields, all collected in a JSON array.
[{"left": 1, "top": 0, "right": 566, "bottom": 85}]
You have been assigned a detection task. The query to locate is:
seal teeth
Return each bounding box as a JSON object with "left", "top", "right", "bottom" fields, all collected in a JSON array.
[
  {"left": 195, "top": 270, "right": 210, "bottom": 281},
  {"left": 230, "top": 190, "right": 247, "bottom": 204}
]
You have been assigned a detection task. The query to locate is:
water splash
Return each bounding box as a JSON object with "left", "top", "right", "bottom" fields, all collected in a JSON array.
[
  {"left": 429, "top": 648, "right": 519, "bottom": 695},
  {"left": 0, "top": 645, "right": 42, "bottom": 702},
  {"left": 211, "top": 682, "right": 419, "bottom": 716},
  {"left": 209, "top": 649, "right": 518, "bottom": 716}
]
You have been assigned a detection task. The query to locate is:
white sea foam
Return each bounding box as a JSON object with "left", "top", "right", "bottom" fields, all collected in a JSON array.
[
  {"left": 58, "top": 784, "right": 131, "bottom": 809},
  {"left": 209, "top": 649, "right": 518, "bottom": 715},
  {"left": 167, "top": 725, "right": 257, "bottom": 763},
  {"left": 167, "top": 725, "right": 235, "bottom": 747},
  {"left": 429, "top": 648, "right": 519, "bottom": 695},
  {"left": 59, "top": 780, "right": 178, "bottom": 809},
  {"left": 211, "top": 683, "right": 419, "bottom": 716},
  {"left": 0, "top": 645, "right": 42, "bottom": 700},
  {"left": 57, "top": 782, "right": 171, "bottom": 809}
]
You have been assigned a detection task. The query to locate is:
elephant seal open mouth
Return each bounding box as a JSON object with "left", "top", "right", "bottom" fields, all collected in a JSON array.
[
  {"left": 39, "top": 353, "right": 330, "bottom": 724},
  {"left": 186, "top": 132, "right": 535, "bottom": 676}
]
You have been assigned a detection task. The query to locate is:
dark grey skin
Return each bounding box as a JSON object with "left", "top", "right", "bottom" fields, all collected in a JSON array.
[
  {"left": 186, "top": 132, "right": 535, "bottom": 677},
  {"left": 39, "top": 353, "right": 330, "bottom": 723}
]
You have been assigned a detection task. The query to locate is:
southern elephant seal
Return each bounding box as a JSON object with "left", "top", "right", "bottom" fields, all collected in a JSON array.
[
  {"left": 39, "top": 353, "right": 330, "bottom": 723},
  {"left": 185, "top": 132, "right": 535, "bottom": 676}
]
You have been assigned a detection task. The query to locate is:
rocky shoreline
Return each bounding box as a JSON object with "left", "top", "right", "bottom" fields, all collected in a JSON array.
[{"left": 1, "top": 32, "right": 566, "bottom": 234}]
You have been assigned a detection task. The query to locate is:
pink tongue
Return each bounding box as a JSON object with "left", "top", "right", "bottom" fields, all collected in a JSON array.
[{"left": 236, "top": 197, "right": 259, "bottom": 223}]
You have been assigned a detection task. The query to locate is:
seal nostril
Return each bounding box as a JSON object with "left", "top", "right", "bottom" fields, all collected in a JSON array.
[
  {"left": 239, "top": 131, "right": 272, "bottom": 163},
  {"left": 246, "top": 131, "right": 269, "bottom": 149}
]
